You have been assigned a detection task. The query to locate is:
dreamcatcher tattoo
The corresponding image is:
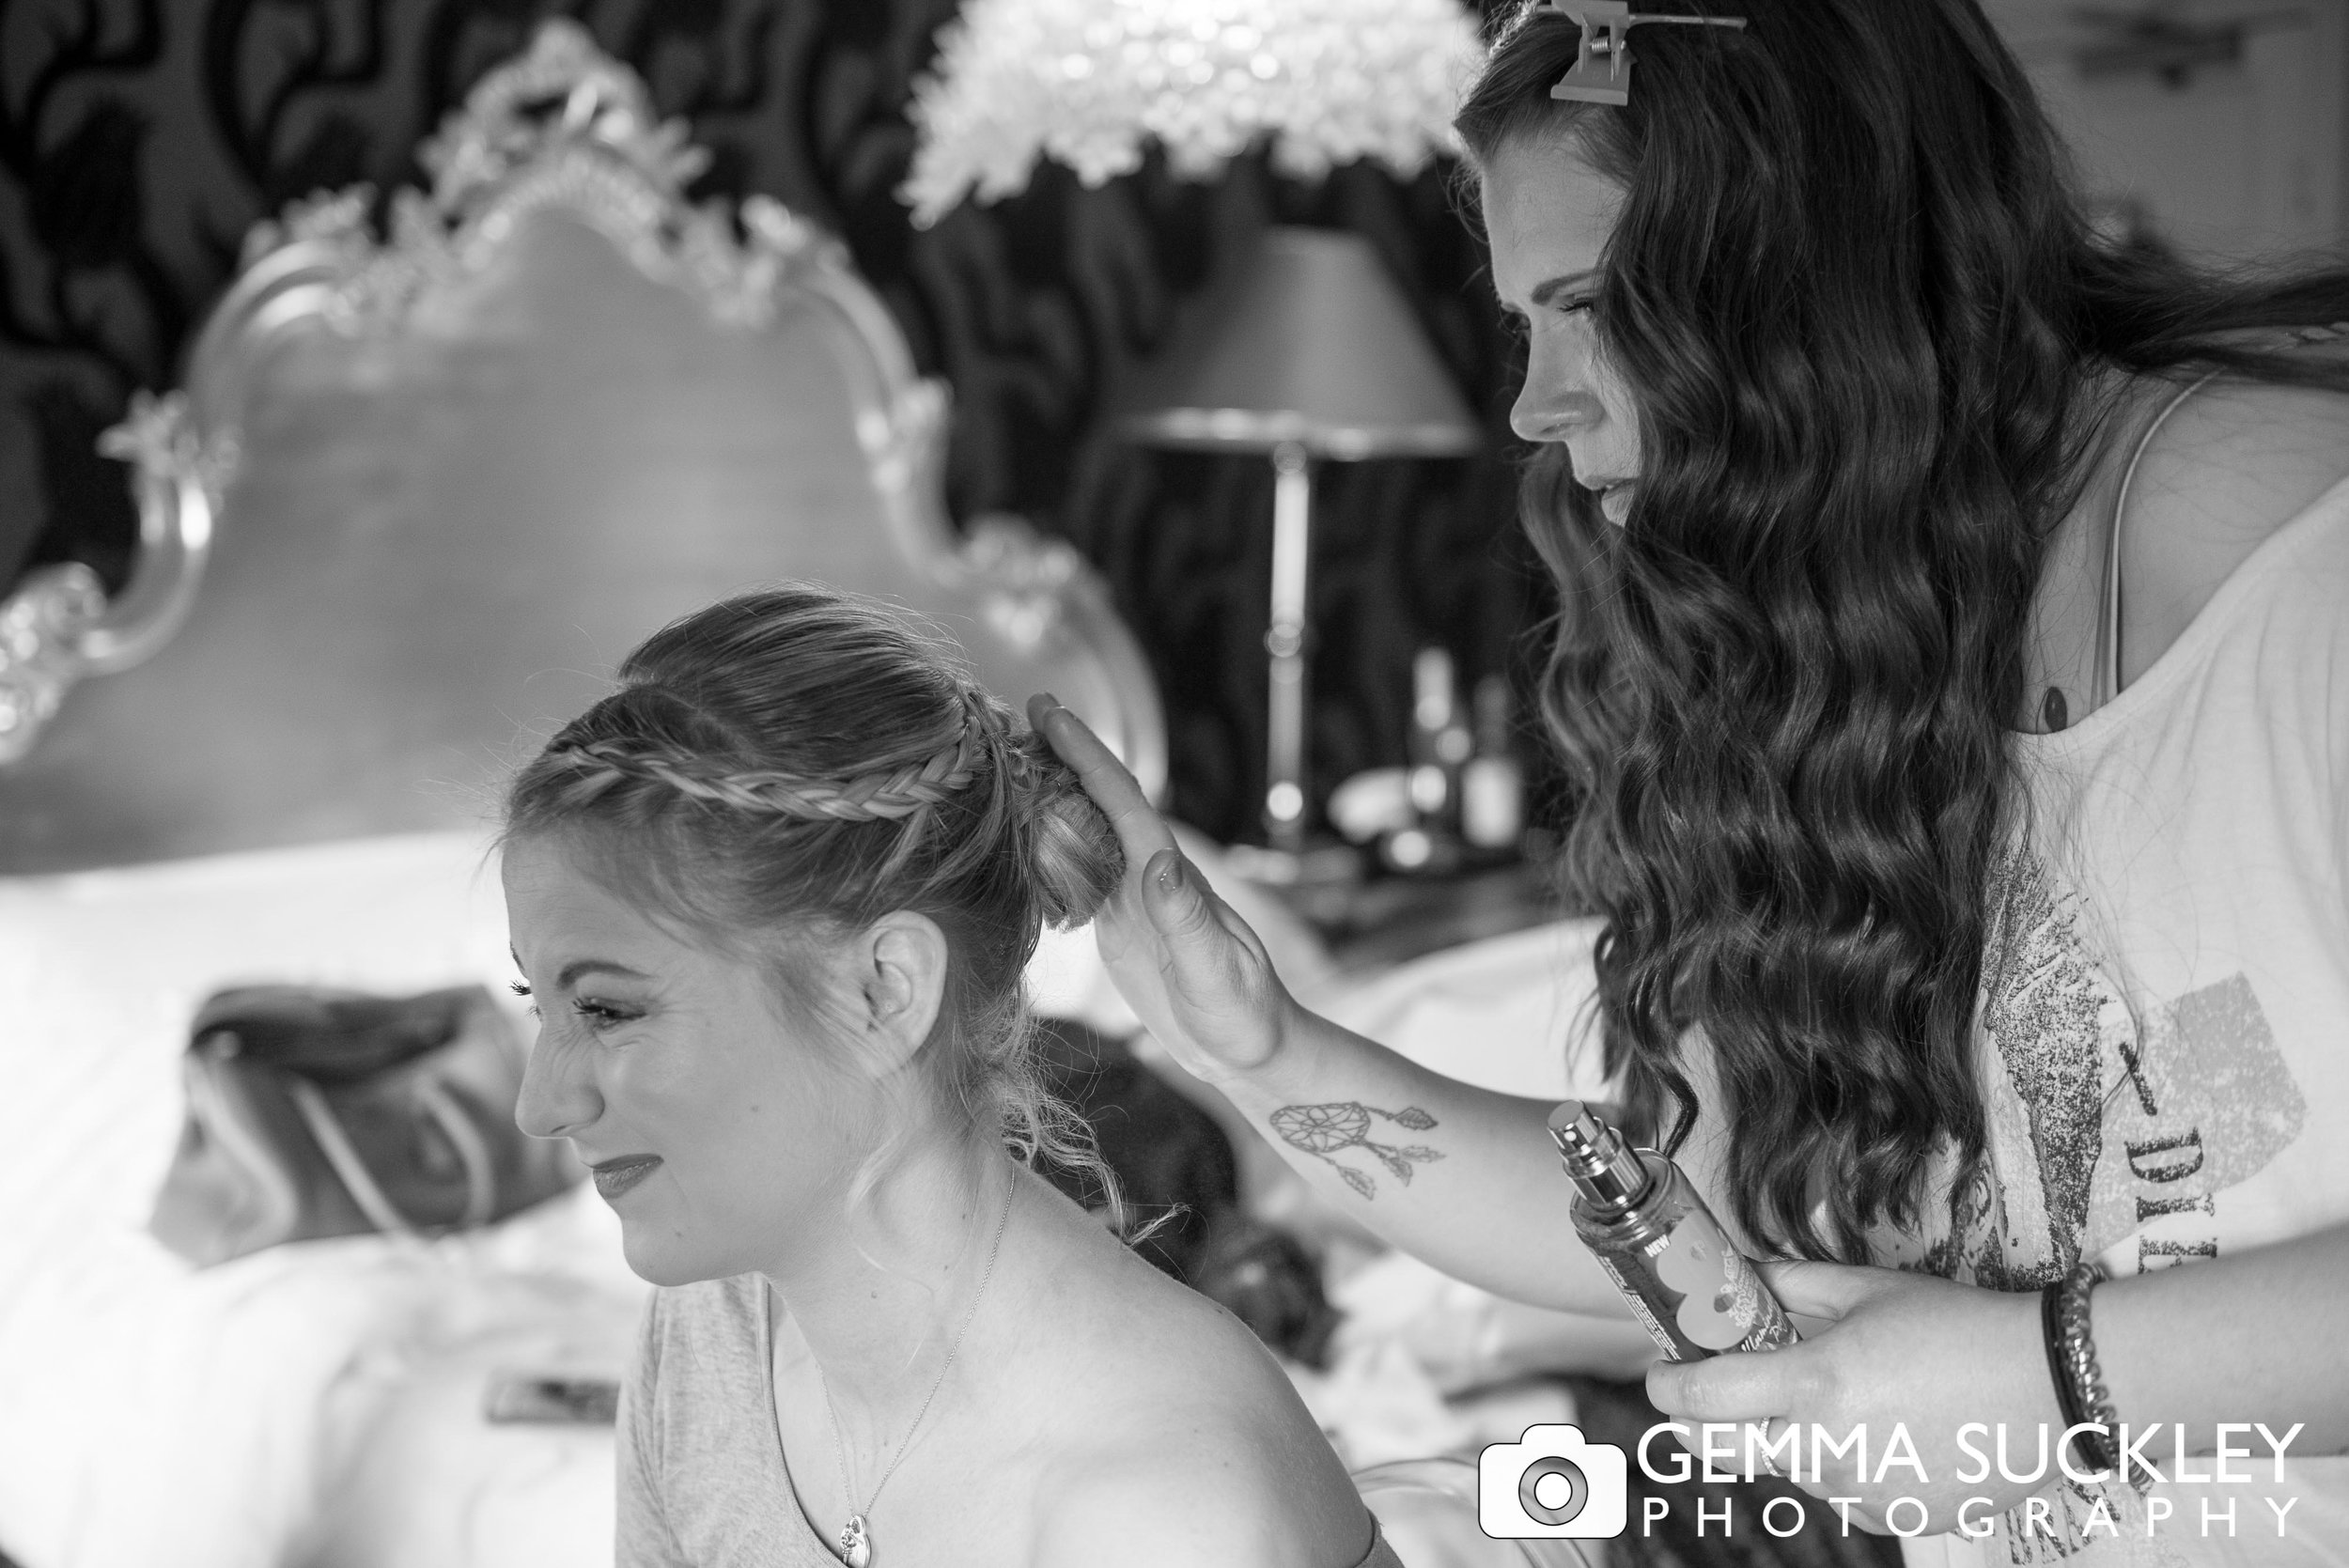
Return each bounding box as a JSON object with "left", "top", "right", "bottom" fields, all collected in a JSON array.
[{"left": 1268, "top": 1101, "right": 1444, "bottom": 1200}]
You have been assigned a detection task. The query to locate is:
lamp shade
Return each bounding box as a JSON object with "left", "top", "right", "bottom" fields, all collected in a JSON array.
[{"left": 1117, "top": 227, "right": 1481, "bottom": 460}]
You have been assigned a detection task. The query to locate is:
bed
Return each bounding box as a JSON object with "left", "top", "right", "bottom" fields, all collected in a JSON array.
[{"left": 0, "top": 23, "right": 1633, "bottom": 1568}]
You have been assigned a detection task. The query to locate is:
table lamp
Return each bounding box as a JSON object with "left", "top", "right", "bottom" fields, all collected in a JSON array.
[{"left": 1117, "top": 225, "right": 1480, "bottom": 860}]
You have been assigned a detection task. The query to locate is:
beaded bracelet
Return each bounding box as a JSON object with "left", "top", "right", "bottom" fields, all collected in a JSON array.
[{"left": 2041, "top": 1259, "right": 2127, "bottom": 1480}]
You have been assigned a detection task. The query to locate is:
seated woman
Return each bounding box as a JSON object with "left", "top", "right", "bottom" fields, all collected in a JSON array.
[{"left": 501, "top": 584, "right": 1391, "bottom": 1568}]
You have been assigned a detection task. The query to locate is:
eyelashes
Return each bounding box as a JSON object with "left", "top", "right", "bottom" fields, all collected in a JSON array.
[
  {"left": 503, "top": 981, "right": 634, "bottom": 1042},
  {"left": 509, "top": 978, "right": 637, "bottom": 1031},
  {"left": 1500, "top": 298, "right": 1599, "bottom": 343}
]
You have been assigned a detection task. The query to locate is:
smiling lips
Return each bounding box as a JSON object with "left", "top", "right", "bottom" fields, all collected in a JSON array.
[{"left": 590, "top": 1155, "right": 662, "bottom": 1202}]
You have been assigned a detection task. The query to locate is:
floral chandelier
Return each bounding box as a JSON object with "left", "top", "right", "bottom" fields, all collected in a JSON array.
[{"left": 900, "top": 0, "right": 1487, "bottom": 228}]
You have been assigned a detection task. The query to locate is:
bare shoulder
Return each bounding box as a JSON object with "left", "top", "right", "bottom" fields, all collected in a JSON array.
[
  {"left": 2119, "top": 374, "right": 2349, "bottom": 680},
  {"left": 1018, "top": 1239, "right": 1368, "bottom": 1566},
  {"left": 1031, "top": 1436, "right": 1373, "bottom": 1568}
]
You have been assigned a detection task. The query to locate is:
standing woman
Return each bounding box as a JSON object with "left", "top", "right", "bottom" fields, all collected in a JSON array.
[{"left": 1036, "top": 0, "right": 2349, "bottom": 1561}]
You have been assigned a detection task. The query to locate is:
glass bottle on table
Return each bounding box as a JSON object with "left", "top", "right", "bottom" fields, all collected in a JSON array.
[
  {"left": 1386, "top": 647, "right": 1472, "bottom": 873},
  {"left": 1461, "top": 673, "right": 1524, "bottom": 853}
]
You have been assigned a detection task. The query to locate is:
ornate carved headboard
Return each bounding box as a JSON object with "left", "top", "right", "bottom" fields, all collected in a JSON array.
[{"left": 0, "top": 23, "right": 1164, "bottom": 875}]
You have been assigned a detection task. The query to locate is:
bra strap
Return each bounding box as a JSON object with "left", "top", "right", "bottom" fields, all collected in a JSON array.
[{"left": 2097, "top": 369, "right": 2220, "bottom": 706}]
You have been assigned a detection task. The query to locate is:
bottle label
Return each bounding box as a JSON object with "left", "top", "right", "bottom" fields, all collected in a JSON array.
[
  {"left": 1596, "top": 1254, "right": 1683, "bottom": 1357},
  {"left": 1740, "top": 1312, "right": 1802, "bottom": 1353},
  {"left": 1652, "top": 1209, "right": 1798, "bottom": 1352}
]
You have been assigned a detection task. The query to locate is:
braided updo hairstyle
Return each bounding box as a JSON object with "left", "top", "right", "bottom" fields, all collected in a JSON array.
[{"left": 504, "top": 583, "right": 1125, "bottom": 1206}]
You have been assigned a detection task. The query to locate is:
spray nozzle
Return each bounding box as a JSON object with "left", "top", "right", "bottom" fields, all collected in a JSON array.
[
  {"left": 1548, "top": 1099, "right": 1616, "bottom": 1167},
  {"left": 1548, "top": 1099, "right": 1653, "bottom": 1212}
]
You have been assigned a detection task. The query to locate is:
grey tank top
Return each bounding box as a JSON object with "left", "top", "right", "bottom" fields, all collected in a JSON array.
[{"left": 616, "top": 1274, "right": 1406, "bottom": 1568}]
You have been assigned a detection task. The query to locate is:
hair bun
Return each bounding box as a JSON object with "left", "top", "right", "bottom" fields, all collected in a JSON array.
[{"left": 1010, "top": 729, "right": 1124, "bottom": 929}]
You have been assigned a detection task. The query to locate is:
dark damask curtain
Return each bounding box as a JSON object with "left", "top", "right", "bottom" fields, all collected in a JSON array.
[{"left": 0, "top": 0, "right": 1552, "bottom": 845}]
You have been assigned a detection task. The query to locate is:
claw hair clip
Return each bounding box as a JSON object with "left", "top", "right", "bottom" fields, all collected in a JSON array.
[{"left": 1539, "top": 1, "right": 1748, "bottom": 105}]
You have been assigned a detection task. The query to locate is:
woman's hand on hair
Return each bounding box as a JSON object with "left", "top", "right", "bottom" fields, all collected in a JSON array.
[
  {"left": 1644, "top": 1261, "right": 2062, "bottom": 1534},
  {"left": 1028, "top": 696, "right": 1296, "bottom": 1085}
]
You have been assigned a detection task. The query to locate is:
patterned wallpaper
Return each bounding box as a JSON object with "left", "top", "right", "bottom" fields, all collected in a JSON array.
[{"left": 0, "top": 0, "right": 1549, "bottom": 845}]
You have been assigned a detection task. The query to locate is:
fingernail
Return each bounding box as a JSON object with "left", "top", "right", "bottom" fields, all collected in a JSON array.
[
  {"left": 1036, "top": 691, "right": 1061, "bottom": 710},
  {"left": 1150, "top": 849, "right": 1183, "bottom": 893}
]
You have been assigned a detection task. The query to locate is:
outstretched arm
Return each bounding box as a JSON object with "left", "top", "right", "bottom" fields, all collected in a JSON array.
[{"left": 1031, "top": 696, "right": 1628, "bottom": 1317}]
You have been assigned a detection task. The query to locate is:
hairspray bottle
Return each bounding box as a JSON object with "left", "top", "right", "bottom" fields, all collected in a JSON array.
[{"left": 1548, "top": 1100, "right": 1800, "bottom": 1360}]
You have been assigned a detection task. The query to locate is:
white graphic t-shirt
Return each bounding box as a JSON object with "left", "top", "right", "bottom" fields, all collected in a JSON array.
[{"left": 1893, "top": 477, "right": 2349, "bottom": 1566}]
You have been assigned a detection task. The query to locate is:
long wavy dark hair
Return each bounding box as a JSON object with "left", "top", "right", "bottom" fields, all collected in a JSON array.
[{"left": 1456, "top": 0, "right": 2349, "bottom": 1261}]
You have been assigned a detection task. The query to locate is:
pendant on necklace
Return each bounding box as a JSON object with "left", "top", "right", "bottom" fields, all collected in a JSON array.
[{"left": 837, "top": 1513, "right": 872, "bottom": 1568}]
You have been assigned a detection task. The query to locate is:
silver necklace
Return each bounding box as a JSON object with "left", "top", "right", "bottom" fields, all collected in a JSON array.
[{"left": 814, "top": 1170, "right": 1017, "bottom": 1568}]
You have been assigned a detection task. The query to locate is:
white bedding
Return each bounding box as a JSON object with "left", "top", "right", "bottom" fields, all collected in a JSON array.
[
  {"left": 1304, "top": 917, "right": 1610, "bottom": 1101},
  {"left": 0, "top": 831, "right": 646, "bottom": 1568},
  {"left": 0, "top": 831, "right": 1621, "bottom": 1568}
]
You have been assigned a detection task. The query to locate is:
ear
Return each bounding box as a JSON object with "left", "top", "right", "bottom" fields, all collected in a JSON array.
[{"left": 845, "top": 910, "right": 951, "bottom": 1073}]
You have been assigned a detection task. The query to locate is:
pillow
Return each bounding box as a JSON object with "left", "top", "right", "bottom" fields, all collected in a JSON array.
[{"left": 0, "top": 831, "right": 530, "bottom": 1568}]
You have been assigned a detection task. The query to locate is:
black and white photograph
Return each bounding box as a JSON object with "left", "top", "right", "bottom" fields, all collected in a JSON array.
[{"left": 0, "top": 2, "right": 2342, "bottom": 1566}]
